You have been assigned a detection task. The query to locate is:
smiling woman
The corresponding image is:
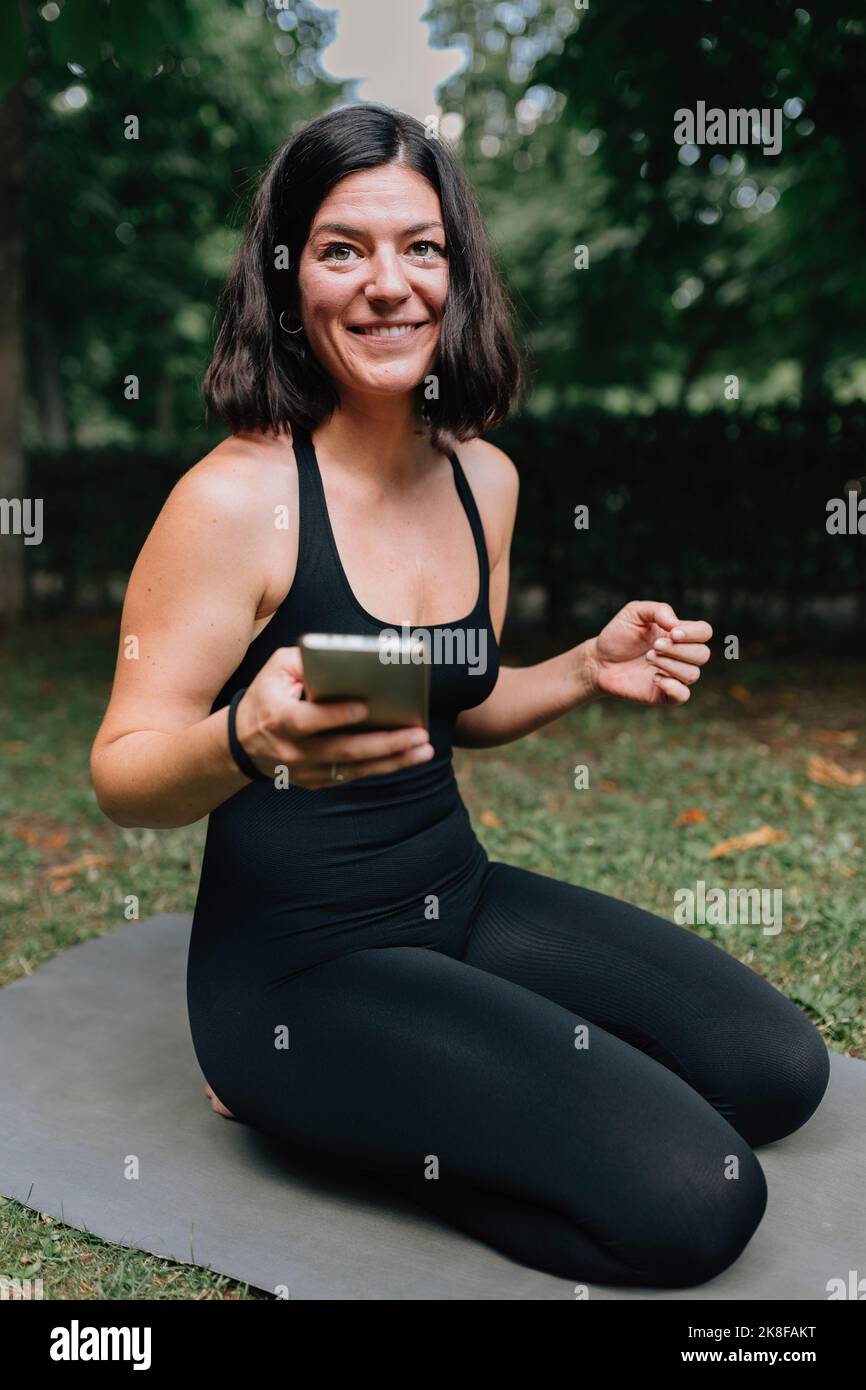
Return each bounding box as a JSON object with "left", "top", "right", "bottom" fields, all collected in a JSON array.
[
  {"left": 90, "top": 102, "right": 829, "bottom": 1294},
  {"left": 202, "top": 105, "right": 525, "bottom": 449},
  {"left": 296, "top": 170, "right": 451, "bottom": 396}
]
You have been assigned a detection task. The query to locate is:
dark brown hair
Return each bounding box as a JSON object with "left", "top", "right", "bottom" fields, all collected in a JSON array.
[{"left": 203, "top": 103, "right": 529, "bottom": 449}]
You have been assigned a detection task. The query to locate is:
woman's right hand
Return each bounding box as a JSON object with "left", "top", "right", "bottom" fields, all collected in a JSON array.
[{"left": 232, "top": 646, "right": 434, "bottom": 789}]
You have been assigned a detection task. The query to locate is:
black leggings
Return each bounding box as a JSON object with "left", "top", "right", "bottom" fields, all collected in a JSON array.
[{"left": 217, "top": 861, "right": 830, "bottom": 1289}]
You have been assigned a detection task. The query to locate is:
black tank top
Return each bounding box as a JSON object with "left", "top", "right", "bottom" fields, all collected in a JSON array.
[
  {"left": 211, "top": 421, "right": 500, "bottom": 742},
  {"left": 189, "top": 423, "right": 501, "bottom": 981}
]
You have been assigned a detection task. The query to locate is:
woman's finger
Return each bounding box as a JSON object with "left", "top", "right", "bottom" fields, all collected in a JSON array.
[
  {"left": 301, "top": 744, "right": 434, "bottom": 787},
  {"left": 653, "top": 673, "right": 691, "bottom": 703},
  {"left": 664, "top": 620, "right": 713, "bottom": 643},
  {"left": 286, "top": 696, "right": 370, "bottom": 737},
  {"left": 629, "top": 600, "right": 679, "bottom": 632},
  {"left": 646, "top": 651, "right": 703, "bottom": 683},
  {"left": 308, "top": 724, "right": 430, "bottom": 763},
  {"left": 651, "top": 640, "right": 710, "bottom": 664}
]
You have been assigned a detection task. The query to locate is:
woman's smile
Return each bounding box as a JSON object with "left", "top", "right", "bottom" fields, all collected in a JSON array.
[
  {"left": 294, "top": 165, "right": 449, "bottom": 397},
  {"left": 346, "top": 320, "right": 431, "bottom": 345}
]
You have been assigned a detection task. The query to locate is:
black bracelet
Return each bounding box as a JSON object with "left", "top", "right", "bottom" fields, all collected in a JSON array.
[{"left": 227, "top": 687, "right": 271, "bottom": 782}]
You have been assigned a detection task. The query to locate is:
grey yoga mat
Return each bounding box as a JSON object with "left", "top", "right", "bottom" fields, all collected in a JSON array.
[{"left": 1, "top": 913, "right": 862, "bottom": 1300}]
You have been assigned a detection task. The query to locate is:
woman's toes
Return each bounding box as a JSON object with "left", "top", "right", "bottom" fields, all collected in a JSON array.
[{"left": 204, "top": 1082, "right": 236, "bottom": 1119}]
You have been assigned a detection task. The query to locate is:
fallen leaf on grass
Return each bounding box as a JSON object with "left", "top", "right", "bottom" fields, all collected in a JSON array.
[
  {"left": 729, "top": 685, "right": 751, "bottom": 703},
  {"left": 807, "top": 754, "right": 865, "bottom": 788},
  {"left": 44, "top": 853, "right": 110, "bottom": 878},
  {"left": 599, "top": 780, "right": 619, "bottom": 792},
  {"left": 40, "top": 832, "right": 69, "bottom": 850},
  {"left": 707, "top": 825, "right": 788, "bottom": 859},
  {"left": 14, "top": 826, "right": 70, "bottom": 850},
  {"left": 815, "top": 729, "right": 858, "bottom": 748},
  {"left": 675, "top": 807, "right": 707, "bottom": 827},
  {"left": 797, "top": 791, "right": 816, "bottom": 809},
  {"left": 480, "top": 810, "right": 503, "bottom": 829},
  {"left": 1, "top": 740, "right": 26, "bottom": 753},
  {"left": 834, "top": 862, "right": 856, "bottom": 879},
  {"left": 49, "top": 878, "right": 75, "bottom": 895}
]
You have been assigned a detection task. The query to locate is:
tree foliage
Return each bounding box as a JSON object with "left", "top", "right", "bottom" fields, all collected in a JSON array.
[{"left": 429, "top": 0, "right": 866, "bottom": 409}]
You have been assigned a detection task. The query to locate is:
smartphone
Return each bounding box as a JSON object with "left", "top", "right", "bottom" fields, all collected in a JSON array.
[{"left": 298, "top": 632, "right": 430, "bottom": 731}]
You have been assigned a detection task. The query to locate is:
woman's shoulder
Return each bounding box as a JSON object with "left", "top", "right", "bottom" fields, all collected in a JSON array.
[
  {"left": 454, "top": 435, "right": 519, "bottom": 510},
  {"left": 169, "top": 427, "right": 298, "bottom": 524},
  {"left": 452, "top": 435, "right": 520, "bottom": 565},
  {"left": 136, "top": 428, "right": 299, "bottom": 625}
]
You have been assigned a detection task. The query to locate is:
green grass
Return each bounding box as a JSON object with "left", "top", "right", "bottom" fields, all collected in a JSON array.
[{"left": 2, "top": 619, "right": 864, "bottom": 1298}]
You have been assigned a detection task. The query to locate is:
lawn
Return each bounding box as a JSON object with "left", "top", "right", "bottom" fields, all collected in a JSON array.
[{"left": 2, "top": 618, "right": 864, "bottom": 1298}]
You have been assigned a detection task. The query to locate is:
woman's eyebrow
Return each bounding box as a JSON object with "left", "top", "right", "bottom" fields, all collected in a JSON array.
[{"left": 310, "top": 220, "right": 445, "bottom": 240}]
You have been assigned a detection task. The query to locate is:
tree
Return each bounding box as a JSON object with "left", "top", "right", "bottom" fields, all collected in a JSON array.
[
  {"left": 429, "top": 0, "right": 866, "bottom": 410},
  {"left": 0, "top": 0, "right": 342, "bottom": 618}
]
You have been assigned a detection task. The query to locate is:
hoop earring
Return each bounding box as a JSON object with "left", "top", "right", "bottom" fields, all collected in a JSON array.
[{"left": 279, "top": 311, "right": 304, "bottom": 335}]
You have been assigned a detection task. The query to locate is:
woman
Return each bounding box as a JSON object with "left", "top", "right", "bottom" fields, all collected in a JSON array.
[{"left": 90, "top": 104, "right": 829, "bottom": 1289}]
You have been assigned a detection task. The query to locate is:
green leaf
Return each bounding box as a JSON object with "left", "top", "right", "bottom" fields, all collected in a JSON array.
[
  {"left": 108, "top": 0, "right": 191, "bottom": 74},
  {"left": 0, "top": 4, "right": 28, "bottom": 99},
  {"left": 47, "top": 0, "right": 107, "bottom": 72}
]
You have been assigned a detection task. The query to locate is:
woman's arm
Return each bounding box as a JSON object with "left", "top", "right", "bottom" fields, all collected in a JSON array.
[
  {"left": 453, "top": 445, "right": 711, "bottom": 749},
  {"left": 453, "top": 439, "right": 598, "bottom": 749},
  {"left": 90, "top": 443, "right": 291, "bottom": 828},
  {"left": 453, "top": 640, "right": 601, "bottom": 749},
  {"left": 91, "top": 437, "right": 438, "bottom": 828}
]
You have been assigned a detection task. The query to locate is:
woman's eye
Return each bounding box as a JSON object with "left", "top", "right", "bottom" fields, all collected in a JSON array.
[
  {"left": 322, "top": 243, "right": 358, "bottom": 262},
  {"left": 321, "top": 240, "right": 446, "bottom": 263},
  {"left": 411, "top": 240, "right": 446, "bottom": 259}
]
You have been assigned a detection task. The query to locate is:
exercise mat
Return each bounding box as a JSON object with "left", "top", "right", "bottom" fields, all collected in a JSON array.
[{"left": 1, "top": 914, "right": 862, "bottom": 1300}]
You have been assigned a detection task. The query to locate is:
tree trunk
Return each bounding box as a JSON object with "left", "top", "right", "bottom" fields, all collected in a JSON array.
[
  {"left": 0, "top": 78, "right": 26, "bottom": 621},
  {"left": 676, "top": 340, "right": 712, "bottom": 410},
  {"left": 31, "top": 314, "right": 69, "bottom": 448},
  {"left": 801, "top": 349, "right": 829, "bottom": 408},
  {"left": 156, "top": 368, "right": 175, "bottom": 438}
]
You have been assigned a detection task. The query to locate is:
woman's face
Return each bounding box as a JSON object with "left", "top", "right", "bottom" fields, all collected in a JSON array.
[{"left": 295, "top": 163, "right": 448, "bottom": 402}]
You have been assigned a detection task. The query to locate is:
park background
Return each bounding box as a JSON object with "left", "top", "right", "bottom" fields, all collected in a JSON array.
[{"left": 0, "top": 0, "right": 864, "bottom": 1298}]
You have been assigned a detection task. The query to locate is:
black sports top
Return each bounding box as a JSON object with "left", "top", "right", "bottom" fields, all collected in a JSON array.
[{"left": 188, "top": 422, "right": 501, "bottom": 982}]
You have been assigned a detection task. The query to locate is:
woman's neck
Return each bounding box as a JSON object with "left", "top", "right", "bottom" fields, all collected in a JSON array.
[{"left": 312, "top": 394, "right": 436, "bottom": 488}]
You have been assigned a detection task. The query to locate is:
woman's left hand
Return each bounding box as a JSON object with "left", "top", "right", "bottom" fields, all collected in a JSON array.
[{"left": 585, "top": 601, "right": 712, "bottom": 705}]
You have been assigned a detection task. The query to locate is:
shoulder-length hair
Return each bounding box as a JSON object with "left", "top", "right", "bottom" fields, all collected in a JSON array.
[{"left": 203, "top": 103, "right": 529, "bottom": 449}]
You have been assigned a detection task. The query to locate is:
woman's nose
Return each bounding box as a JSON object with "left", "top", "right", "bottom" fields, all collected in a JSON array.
[{"left": 363, "top": 248, "right": 412, "bottom": 300}]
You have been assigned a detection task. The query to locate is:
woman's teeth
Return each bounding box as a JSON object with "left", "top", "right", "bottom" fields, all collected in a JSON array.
[{"left": 352, "top": 324, "right": 421, "bottom": 337}]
